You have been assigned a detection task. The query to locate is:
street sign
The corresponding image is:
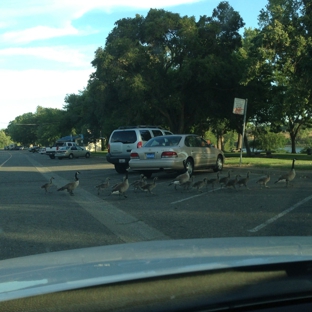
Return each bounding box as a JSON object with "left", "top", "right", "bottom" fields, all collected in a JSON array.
[{"left": 233, "top": 98, "right": 246, "bottom": 115}]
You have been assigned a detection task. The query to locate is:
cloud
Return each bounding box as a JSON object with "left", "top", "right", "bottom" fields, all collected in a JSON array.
[
  {"left": 0, "top": 46, "right": 94, "bottom": 68},
  {"left": 0, "top": 0, "right": 202, "bottom": 44},
  {"left": 0, "top": 68, "right": 92, "bottom": 126}
]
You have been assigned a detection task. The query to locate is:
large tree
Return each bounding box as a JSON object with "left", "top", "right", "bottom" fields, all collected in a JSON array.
[
  {"left": 89, "top": 3, "right": 245, "bottom": 134},
  {"left": 256, "top": 0, "right": 312, "bottom": 153}
]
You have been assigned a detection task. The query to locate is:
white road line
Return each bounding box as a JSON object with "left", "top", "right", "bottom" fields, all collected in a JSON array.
[
  {"left": 26, "top": 155, "right": 170, "bottom": 243},
  {"left": 0, "top": 153, "right": 12, "bottom": 167},
  {"left": 248, "top": 195, "right": 312, "bottom": 233},
  {"left": 171, "top": 188, "right": 217, "bottom": 204}
]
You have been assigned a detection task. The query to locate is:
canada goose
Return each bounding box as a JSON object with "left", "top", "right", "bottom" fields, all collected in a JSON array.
[
  {"left": 256, "top": 174, "right": 270, "bottom": 188},
  {"left": 111, "top": 171, "right": 129, "bottom": 198},
  {"left": 205, "top": 173, "right": 219, "bottom": 192},
  {"left": 237, "top": 171, "right": 250, "bottom": 190},
  {"left": 95, "top": 177, "right": 110, "bottom": 195},
  {"left": 192, "top": 178, "right": 207, "bottom": 192},
  {"left": 225, "top": 174, "right": 240, "bottom": 190},
  {"left": 57, "top": 171, "right": 80, "bottom": 196},
  {"left": 168, "top": 161, "right": 190, "bottom": 190},
  {"left": 219, "top": 171, "right": 230, "bottom": 188},
  {"left": 131, "top": 174, "right": 147, "bottom": 192},
  {"left": 181, "top": 176, "right": 194, "bottom": 191},
  {"left": 274, "top": 158, "right": 296, "bottom": 187},
  {"left": 140, "top": 177, "right": 158, "bottom": 195},
  {"left": 41, "top": 177, "right": 55, "bottom": 193}
]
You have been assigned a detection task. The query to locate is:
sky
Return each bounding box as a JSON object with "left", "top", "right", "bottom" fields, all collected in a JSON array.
[{"left": 0, "top": 0, "right": 268, "bottom": 129}]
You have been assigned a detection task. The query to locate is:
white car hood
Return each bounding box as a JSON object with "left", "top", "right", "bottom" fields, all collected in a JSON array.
[{"left": 0, "top": 236, "right": 312, "bottom": 301}]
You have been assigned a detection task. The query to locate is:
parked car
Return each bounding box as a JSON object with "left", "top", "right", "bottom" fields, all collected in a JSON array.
[
  {"left": 28, "top": 146, "right": 40, "bottom": 153},
  {"left": 129, "top": 134, "right": 224, "bottom": 177},
  {"left": 55, "top": 146, "right": 91, "bottom": 159},
  {"left": 106, "top": 125, "right": 173, "bottom": 173}
]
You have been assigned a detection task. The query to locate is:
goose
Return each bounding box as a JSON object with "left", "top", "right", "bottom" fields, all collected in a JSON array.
[
  {"left": 95, "top": 177, "right": 110, "bottom": 195},
  {"left": 57, "top": 171, "right": 80, "bottom": 196},
  {"left": 274, "top": 158, "right": 296, "bottom": 187},
  {"left": 140, "top": 177, "right": 158, "bottom": 195},
  {"left": 192, "top": 178, "right": 207, "bottom": 192},
  {"left": 256, "top": 174, "right": 270, "bottom": 189},
  {"left": 225, "top": 174, "right": 240, "bottom": 190},
  {"left": 131, "top": 174, "right": 147, "bottom": 192},
  {"left": 237, "top": 171, "right": 250, "bottom": 190},
  {"left": 181, "top": 176, "right": 194, "bottom": 191},
  {"left": 41, "top": 177, "right": 55, "bottom": 193},
  {"left": 168, "top": 161, "right": 190, "bottom": 190},
  {"left": 205, "top": 173, "right": 219, "bottom": 192},
  {"left": 219, "top": 171, "right": 230, "bottom": 188},
  {"left": 111, "top": 171, "right": 129, "bottom": 198}
]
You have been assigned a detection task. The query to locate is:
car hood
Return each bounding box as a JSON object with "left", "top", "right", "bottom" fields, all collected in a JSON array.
[{"left": 1, "top": 236, "right": 312, "bottom": 301}]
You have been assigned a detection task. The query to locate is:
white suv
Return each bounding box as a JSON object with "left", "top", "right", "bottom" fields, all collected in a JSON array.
[{"left": 106, "top": 126, "right": 173, "bottom": 173}]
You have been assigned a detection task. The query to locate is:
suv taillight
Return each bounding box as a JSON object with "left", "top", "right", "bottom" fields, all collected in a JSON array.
[
  {"left": 161, "top": 151, "right": 177, "bottom": 158},
  {"left": 130, "top": 152, "right": 139, "bottom": 159},
  {"left": 108, "top": 144, "right": 110, "bottom": 153},
  {"left": 137, "top": 141, "right": 143, "bottom": 148}
]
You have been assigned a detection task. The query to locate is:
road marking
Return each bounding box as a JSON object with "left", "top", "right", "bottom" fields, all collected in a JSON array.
[
  {"left": 0, "top": 152, "right": 12, "bottom": 167},
  {"left": 248, "top": 195, "right": 312, "bottom": 233},
  {"left": 26, "top": 155, "right": 170, "bottom": 243}
]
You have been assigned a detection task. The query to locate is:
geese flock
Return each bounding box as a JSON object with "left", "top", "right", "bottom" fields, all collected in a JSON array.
[{"left": 40, "top": 158, "right": 298, "bottom": 198}]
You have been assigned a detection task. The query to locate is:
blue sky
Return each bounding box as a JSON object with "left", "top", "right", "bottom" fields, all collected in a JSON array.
[{"left": 0, "top": 0, "right": 268, "bottom": 129}]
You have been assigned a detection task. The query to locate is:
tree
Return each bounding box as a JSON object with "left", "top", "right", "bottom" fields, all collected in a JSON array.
[
  {"left": 7, "top": 113, "right": 38, "bottom": 146},
  {"left": 0, "top": 130, "right": 12, "bottom": 148},
  {"left": 89, "top": 3, "right": 245, "bottom": 134},
  {"left": 255, "top": 0, "right": 312, "bottom": 153}
]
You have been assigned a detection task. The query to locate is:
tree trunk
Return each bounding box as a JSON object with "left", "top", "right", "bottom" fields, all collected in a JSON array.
[{"left": 290, "top": 132, "right": 297, "bottom": 154}]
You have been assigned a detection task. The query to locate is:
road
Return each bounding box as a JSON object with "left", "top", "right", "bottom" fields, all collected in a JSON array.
[{"left": 0, "top": 149, "right": 311, "bottom": 260}]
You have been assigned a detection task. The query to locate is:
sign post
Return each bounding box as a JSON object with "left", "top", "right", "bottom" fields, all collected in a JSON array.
[{"left": 233, "top": 98, "right": 248, "bottom": 166}]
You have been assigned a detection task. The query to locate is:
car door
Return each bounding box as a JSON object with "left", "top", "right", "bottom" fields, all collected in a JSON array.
[
  {"left": 195, "top": 136, "right": 215, "bottom": 166},
  {"left": 184, "top": 135, "right": 203, "bottom": 168}
]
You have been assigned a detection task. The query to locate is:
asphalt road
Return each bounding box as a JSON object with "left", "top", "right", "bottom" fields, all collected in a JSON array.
[{"left": 0, "top": 149, "right": 312, "bottom": 260}]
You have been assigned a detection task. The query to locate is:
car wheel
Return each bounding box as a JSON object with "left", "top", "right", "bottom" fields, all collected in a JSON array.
[
  {"left": 58, "top": 157, "right": 62, "bottom": 160},
  {"left": 115, "top": 163, "right": 129, "bottom": 174},
  {"left": 213, "top": 156, "right": 223, "bottom": 172},
  {"left": 142, "top": 171, "right": 153, "bottom": 178},
  {"left": 49, "top": 155, "right": 55, "bottom": 159},
  {"left": 85, "top": 153, "right": 90, "bottom": 158},
  {"left": 185, "top": 158, "right": 194, "bottom": 176},
  {"left": 69, "top": 153, "right": 74, "bottom": 159}
]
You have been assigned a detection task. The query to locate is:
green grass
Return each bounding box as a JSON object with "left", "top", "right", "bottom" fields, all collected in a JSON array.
[
  {"left": 224, "top": 152, "right": 312, "bottom": 170},
  {"left": 91, "top": 150, "right": 107, "bottom": 157}
]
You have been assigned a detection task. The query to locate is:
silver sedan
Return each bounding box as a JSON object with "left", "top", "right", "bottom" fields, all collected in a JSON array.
[
  {"left": 129, "top": 134, "right": 224, "bottom": 177},
  {"left": 55, "top": 146, "right": 91, "bottom": 159}
]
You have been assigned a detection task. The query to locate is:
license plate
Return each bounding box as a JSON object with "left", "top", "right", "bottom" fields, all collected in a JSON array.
[
  {"left": 119, "top": 159, "right": 126, "bottom": 163},
  {"left": 146, "top": 153, "right": 155, "bottom": 159}
]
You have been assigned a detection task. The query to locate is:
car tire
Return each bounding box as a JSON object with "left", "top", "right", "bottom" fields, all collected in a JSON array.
[
  {"left": 69, "top": 153, "right": 74, "bottom": 159},
  {"left": 49, "top": 155, "right": 55, "bottom": 159},
  {"left": 213, "top": 156, "right": 223, "bottom": 172},
  {"left": 185, "top": 158, "right": 194, "bottom": 176},
  {"left": 58, "top": 157, "right": 62, "bottom": 160},
  {"left": 142, "top": 171, "right": 153, "bottom": 178},
  {"left": 85, "top": 153, "right": 90, "bottom": 158},
  {"left": 115, "top": 163, "right": 129, "bottom": 174}
]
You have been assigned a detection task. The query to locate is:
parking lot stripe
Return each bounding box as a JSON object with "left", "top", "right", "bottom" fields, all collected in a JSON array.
[
  {"left": 27, "top": 156, "right": 170, "bottom": 243},
  {"left": 248, "top": 195, "right": 312, "bottom": 233}
]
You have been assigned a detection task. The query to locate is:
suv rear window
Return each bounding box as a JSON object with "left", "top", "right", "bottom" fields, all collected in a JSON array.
[{"left": 111, "top": 130, "right": 137, "bottom": 143}]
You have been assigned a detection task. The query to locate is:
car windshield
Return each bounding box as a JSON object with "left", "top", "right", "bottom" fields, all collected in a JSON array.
[{"left": 1, "top": 0, "right": 312, "bottom": 310}]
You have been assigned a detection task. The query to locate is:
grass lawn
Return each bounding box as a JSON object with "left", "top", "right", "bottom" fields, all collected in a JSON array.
[
  {"left": 224, "top": 152, "right": 312, "bottom": 170},
  {"left": 90, "top": 150, "right": 311, "bottom": 171}
]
